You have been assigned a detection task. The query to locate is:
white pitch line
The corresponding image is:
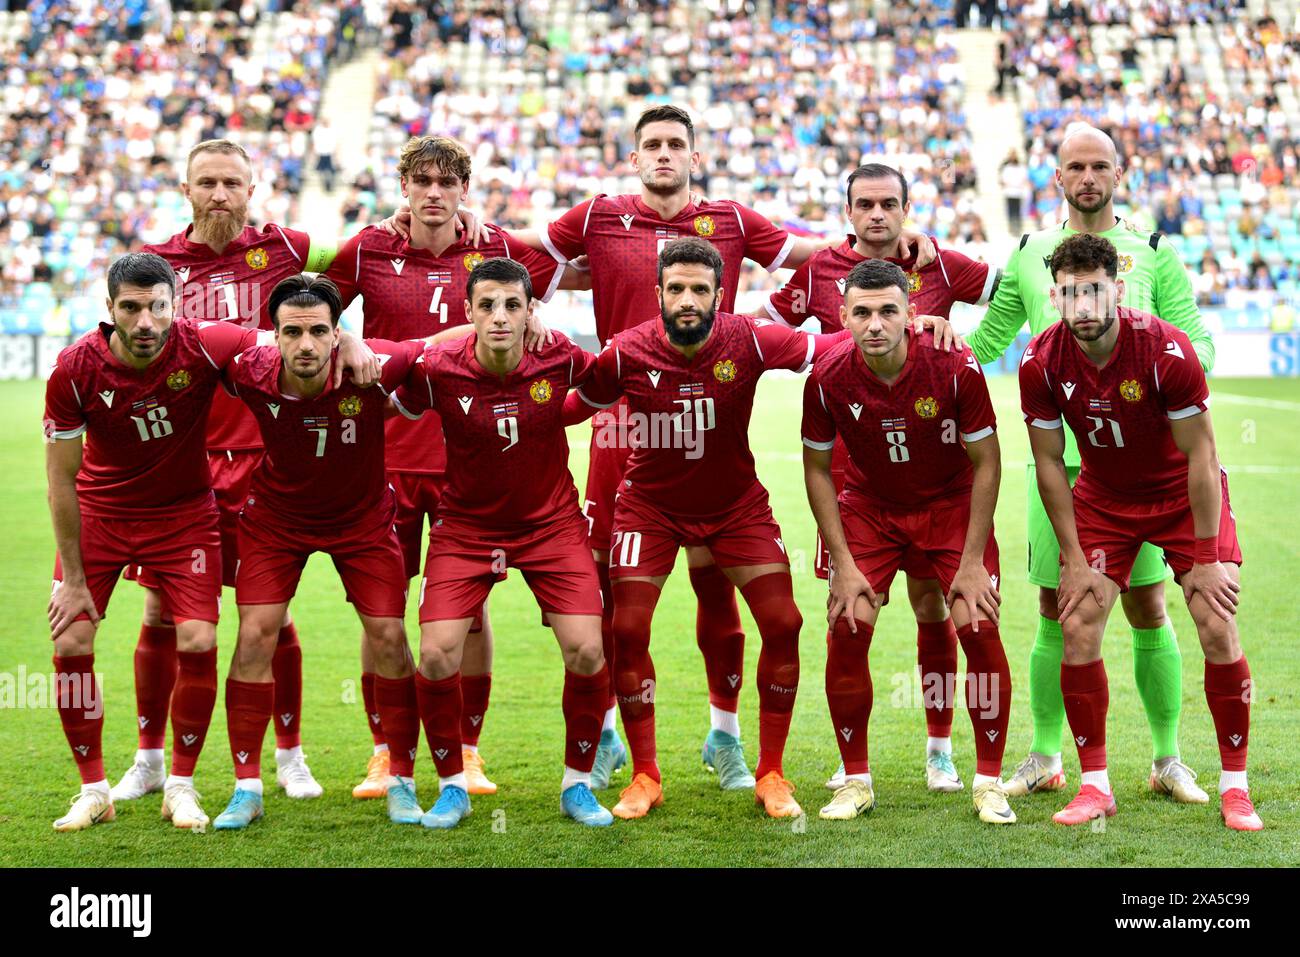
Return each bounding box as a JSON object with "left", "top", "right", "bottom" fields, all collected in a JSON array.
[{"left": 1214, "top": 392, "right": 1300, "bottom": 412}]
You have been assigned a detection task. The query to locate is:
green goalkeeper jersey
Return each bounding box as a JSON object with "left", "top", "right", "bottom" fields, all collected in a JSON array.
[{"left": 966, "top": 217, "right": 1215, "bottom": 466}]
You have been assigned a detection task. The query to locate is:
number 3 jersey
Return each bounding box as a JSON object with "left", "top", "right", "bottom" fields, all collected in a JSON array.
[
  {"left": 392, "top": 332, "right": 596, "bottom": 529},
  {"left": 802, "top": 330, "right": 997, "bottom": 510},
  {"left": 578, "top": 313, "right": 847, "bottom": 517},
  {"left": 223, "top": 339, "right": 423, "bottom": 526},
  {"left": 1019, "top": 308, "right": 1209, "bottom": 502},
  {"left": 43, "top": 320, "right": 256, "bottom": 519}
]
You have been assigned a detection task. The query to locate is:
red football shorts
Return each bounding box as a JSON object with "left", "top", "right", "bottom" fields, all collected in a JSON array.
[
  {"left": 608, "top": 482, "right": 790, "bottom": 579},
  {"left": 235, "top": 492, "right": 408, "bottom": 618},
  {"left": 127, "top": 449, "right": 261, "bottom": 589},
  {"left": 419, "top": 510, "right": 603, "bottom": 622},
  {"left": 389, "top": 469, "right": 447, "bottom": 580},
  {"left": 54, "top": 500, "right": 223, "bottom": 627},
  {"left": 837, "top": 493, "right": 1000, "bottom": 600},
  {"left": 582, "top": 402, "right": 634, "bottom": 555},
  {"left": 1072, "top": 469, "right": 1242, "bottom": 590}
]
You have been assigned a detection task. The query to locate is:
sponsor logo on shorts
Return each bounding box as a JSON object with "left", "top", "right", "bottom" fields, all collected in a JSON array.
[
  {"left": 245, "top": 247, "right": 269, "bottom": 270},
  {"left": 713, "top": 358, "right": 736, "bottom": 383},
  {"left": 166, "top": 370, "right": 191, "bottom": 391}
]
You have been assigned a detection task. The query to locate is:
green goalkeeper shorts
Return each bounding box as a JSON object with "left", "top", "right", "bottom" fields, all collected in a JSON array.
[{"left": 1026, "top": 464, "right": 1172, "bottom": 589}]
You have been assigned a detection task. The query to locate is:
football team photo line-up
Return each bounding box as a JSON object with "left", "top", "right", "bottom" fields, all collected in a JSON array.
[{"left": 40, "top": 110, "right": 1257, "bottom": 834}]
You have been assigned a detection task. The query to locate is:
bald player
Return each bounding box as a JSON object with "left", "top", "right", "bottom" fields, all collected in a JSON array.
[{"left": 965, "top": 125, "right": 1216, "bottom": 803}]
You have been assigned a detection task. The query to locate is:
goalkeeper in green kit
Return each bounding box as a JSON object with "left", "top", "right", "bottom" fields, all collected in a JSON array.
[{"left": 966, "top": 125, "right": 1215, "bottom": 802}]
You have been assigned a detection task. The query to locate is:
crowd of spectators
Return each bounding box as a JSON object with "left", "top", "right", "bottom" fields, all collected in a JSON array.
[
  {"left": 993, "top": 0, "right": 1300, "bottom": 315},
  {"left": 0, "top": 0, "right": 360, "bottom": 331}
]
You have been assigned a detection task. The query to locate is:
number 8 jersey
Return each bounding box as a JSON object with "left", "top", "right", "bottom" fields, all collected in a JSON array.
[
  {"left": 1018, "top": 307, "right": 1209, "bottom": 501},
  {"left": 802, "top": 330, "right": 997, "bottom": 510}
]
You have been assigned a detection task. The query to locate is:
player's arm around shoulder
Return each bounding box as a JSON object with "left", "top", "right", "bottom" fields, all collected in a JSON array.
[
  {"left": 965, "top": 238, "right": 1027, "bottom": 366},
  {"left": 1151, "top": 235, "right": 1215, "bottom": 372}
]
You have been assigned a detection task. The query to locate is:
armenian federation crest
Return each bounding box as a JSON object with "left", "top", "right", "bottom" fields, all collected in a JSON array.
[
  {"left": 245, "top": 247, "right": 268, "bottom": 270},
  {"left": 914, "top": 396, "right": 939, "bottom": 418},
  {"left": 713, "top": 359, "right": 736, "bottom": 383},
  {"left": 907, "top": 272, "right": 923, "bottom": 293},
  {"left": 1119, "top": 379, "right": 1143, "bottom": 402},
  {"left": 167, "top": 370, "right": 191, "bottom": 391},
  {"left": 694, "top": 215, "right": 716, "bottom": 237},
  {"left": 530, "top": 379, "right": 553, "bottom": 403},
  {"left": 463, "top": 252, "right": 485, "bottom": 272},
  {"left": 338, "top": 395, "right": 362, "bottom": 417}
]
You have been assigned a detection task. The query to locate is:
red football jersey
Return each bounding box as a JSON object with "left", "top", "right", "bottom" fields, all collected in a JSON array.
[
  {"left": 44, "top": 320, "right": 255, "bottom": 520},
  {"left": 225, "top": 339, "right": 423, "bottom": 527},
  {"left": 1019, "top": 308, "right": 1210, "bottom": 501},
  {"left": 323, "top": 224, "right": 565, "bottom": 475},
  {"left": 145, "top": 224, "right": 312, "bottom": 452},
  {"left": 578, "top": 312, "right": 848, "bottom": 517},
  {"left": 393, "top": 332, "right": 596, "bottom": 529},
  {"left": 542, "top": 194, "right": 794, "bottom": 345},
  {"left": 766, "top": 235, "right": 995, "bottom": 333},
  {"left": 802, "top": 330, "right": 997, "bottom": 509}
]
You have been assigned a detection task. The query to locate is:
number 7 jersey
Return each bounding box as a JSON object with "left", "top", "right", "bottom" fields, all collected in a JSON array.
[{"left": 1018, "top": 307, "right": 1209, "bottom": 501}]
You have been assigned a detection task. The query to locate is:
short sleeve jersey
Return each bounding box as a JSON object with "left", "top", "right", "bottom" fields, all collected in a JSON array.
[
  {"left": 392, "top": 332, "right": 596, "bottom": 530},
  {"left": 44, "top": 320, "right": 255, "bottom": 519},
  {"left": 225, "top": 339, "right": 423, "bottom": 527},
  {"left": 802, "top": 330, "right": 997, "bottom": 509},
  {"left": 767, "top": 236, "right": 995, "bottom": 333},
  {"left": 577, "top": 312, "right": 846, "bottom": 517},
  {"left": 542, "top": 195, "right": 795, "bottom": 344},
  {"left": 1019, "top": 308, "right": 1209, "bottom": 501},
  {"left": 145, "top": 224, "right": 313, "bottom": 452},
  {"left": 323, "top": 223, "right": 565, "bottom": 475}
]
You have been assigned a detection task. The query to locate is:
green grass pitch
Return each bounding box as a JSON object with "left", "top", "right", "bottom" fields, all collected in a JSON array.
[{"left": 0, "top": 374, "right": 1295, "bottom": 867}]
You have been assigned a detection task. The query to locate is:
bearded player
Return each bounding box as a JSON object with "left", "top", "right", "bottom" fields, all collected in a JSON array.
[
  {"left": 802, "top": 259, "right": 1014, "bottom": 824},
  {"left": 520, "top": 106, "right": 937, "bottom": 790},
  {"left": 967, "top": 126, "right": 1217, "bottom": 803},
  {"left": 573, "top": 237, "right": 856, "bottom": 819},
  {"left": 391, "top": 258, "right": 612, "bottom": 829},
  {"left": 44, "top": 254, "right": 270, "bottom": 831},
  {"left": 210, "top": 275, "right": 448, "bottom": 829},
  {"left": 324, "top": 135, "right": 585, "bottom": 799},
  {"left": 766, "top": 163, "right": 999, "bottom": 793},
  {"left": 1020, "top": 234, "right": 1258, "bottom": 831}
]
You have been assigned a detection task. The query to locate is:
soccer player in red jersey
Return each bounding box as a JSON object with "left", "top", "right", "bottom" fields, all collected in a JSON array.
[
  {"left": 324, "top": 135, "right": 586, "bottom": 799},
  {"left": 117, "top": 139, "right": 344, "bottom": 805},
  {"left": 44, "top": 253, "right": 263, "bottom": 831},
  {"left": 802, "top": 259, "right": 1014, "bottom": 824},
  {"left": 391, "top": 258, "right": 612, "bottom": 828},
  {"left": 1019, "top": 234, "right": 1259, "bottom": 831},
  {"left": 767, "top": 163, "right": 998, "bottom": 793},
  {"left": 521, "top": 106, "right": 937, "bottom": 791},
  {"left": 571, "top": 237, "right": 852, "bottom": 819},
  {"left": 210, "top": 275, "right": 431, "bottom": 829}
]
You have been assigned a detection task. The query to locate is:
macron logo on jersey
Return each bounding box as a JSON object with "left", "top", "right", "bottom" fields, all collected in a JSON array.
[
  {"left": 458, "top": 396, "right": 473, "bottom": 414},
  {"left": 176, "top": 267, "right": 191, "bottom": 284},
  {"left": 835, "top": 278, "right": 846, "bottom": 296},
  {"left": 647, "top": 370, "right": 662, "bottom": 387},
  {"left": 1062, "top": 382, "right": 1076, "bottom": 400},
  {"left": 1165, "top": 339, "right": 1185, "bottom": 360},
  {"left": 1020, "top": 348, "right": 1034, "bottom": 367},
  {"left": 965, "top": 354, "right": 982, "bottom": 374},
  {"left": 391, "top": 258, "right": 405, "bottom": 275},
  {"left": 268, "top": 403, "right": 280, "bottom": 419},
  {"left": 99, "top": 390, "right": 115, "bottom": 408},
  {"left": 848, "top": 402, "right": 863, "bottom": 420},
  {"left": 619, "top": 214, "right": 635, "bottom": 231}
]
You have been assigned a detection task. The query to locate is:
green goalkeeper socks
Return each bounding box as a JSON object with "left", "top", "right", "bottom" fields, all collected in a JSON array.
[
  {"left": 1028, "top": 615, "right": 1065, "bottom": 757},
  {"left": 1132, "top": 623, "right": 1182, "bottom": 761}
]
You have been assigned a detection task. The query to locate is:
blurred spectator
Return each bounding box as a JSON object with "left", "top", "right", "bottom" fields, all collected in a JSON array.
[{"left": 1000, "top": 149, "right": 1030, "bottom": 233}]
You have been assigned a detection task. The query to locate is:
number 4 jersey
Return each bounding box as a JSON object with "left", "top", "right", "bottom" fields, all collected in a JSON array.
[
  {"left": 1018, "top": 308, "right": 1209, "bottom": 501},
  {"left": 43, "top": 320, "right": 257, "bottom": 519}
]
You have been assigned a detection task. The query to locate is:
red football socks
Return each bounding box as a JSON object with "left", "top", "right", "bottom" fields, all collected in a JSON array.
[
  {"left": 460, "top": 672, "right": 492, "bottom": 747},
  {"left": 917, "top": 619, "right": 957, "bottom": 738},
  {"left": 133, "top": 625, "right": 177, "bottom": 750},
  {"left": 225, "top": 677, "right": 273, "bottom": 780},
  {"left": 956, "top": 623, "right": 1012, "bottom": 778},
  {"left": 689, "top": 564, "right": 746, "bottom": 712},
  {"left": 54, "top": 654, "right": 104, "bottom": 784},
  {"left": 1204, "top": 656, "right": 1252, "bottom": 772},
  {"left": 741, "top": 572, "right": 802, "bottom": 780},
  {"left": 271, "top": 623, "right": 302, "bottom": 749},
  {"left": 1062, "top": 659, "right": 1109, "bottom": 772},
  {"left": 415, "top": 671, "right": 464, "bottom": 778},
  {"left": 563, "top": 666, "right": 609, "bottom": 772},
  {"left": 612, "top": 580, "right": 662, "bottom": 780},
  {"left": 825, "top": 619, "right": 873, "bottom": 776},
  {"left": 374, "top": 674, "right": 420, "bottom": 777}
]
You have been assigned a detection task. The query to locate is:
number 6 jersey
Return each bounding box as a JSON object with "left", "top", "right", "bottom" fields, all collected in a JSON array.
[{"left": 1018, "top": 307, "right": 1209, "bottom": 501}]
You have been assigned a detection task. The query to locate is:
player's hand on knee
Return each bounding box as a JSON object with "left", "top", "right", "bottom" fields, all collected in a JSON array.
[
  {"left": 947, "top": 561, "right": 1000, "bottom": 631},
  {"left": 1183, "top": 561, "right": 1240, "bottom": 621},
  {"left": 48, "top": 581, "right": 99, "bottom": 639},
  {"left": 827, "top": 564, "right": 879, "bottom": 632},
  {"left": 1057, "top": 560, "right": 1105, "bottom": 623}
]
